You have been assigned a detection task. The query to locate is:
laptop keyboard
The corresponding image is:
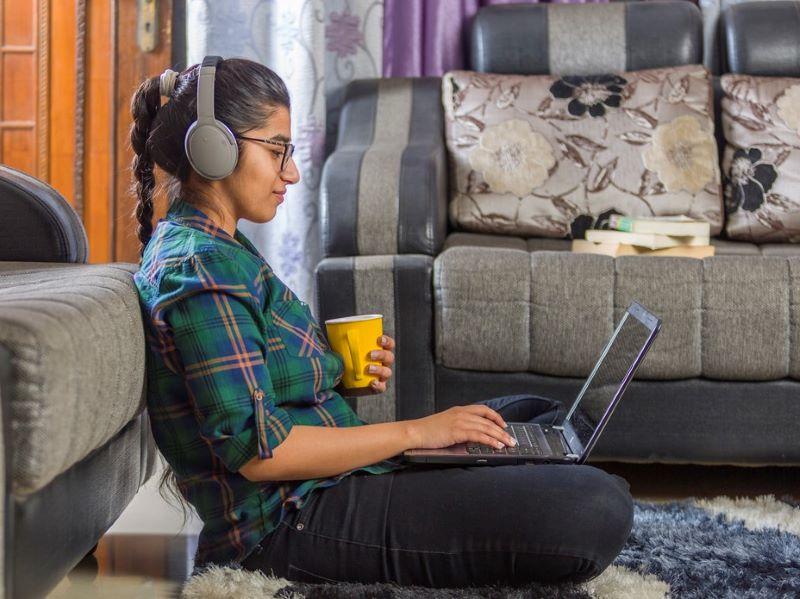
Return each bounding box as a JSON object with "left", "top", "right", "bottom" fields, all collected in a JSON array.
[{"left": 466, "top": 424, "right": 545, "bottom": 456}]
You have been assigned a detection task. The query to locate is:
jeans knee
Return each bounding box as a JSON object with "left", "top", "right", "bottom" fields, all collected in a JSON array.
[{"left": 585, "top": 469, "right": 634, "bottom": 571}]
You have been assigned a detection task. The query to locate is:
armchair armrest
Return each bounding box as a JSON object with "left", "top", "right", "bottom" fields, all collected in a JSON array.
[
  {"left": 315, "top": 254, "right": 435, "bottom": 423},
  {"left": 0, "top": 165, "right": 88, "bottom": 263},
  {"left": 320, "top": 78, "right": 448, "bottom": 259}
]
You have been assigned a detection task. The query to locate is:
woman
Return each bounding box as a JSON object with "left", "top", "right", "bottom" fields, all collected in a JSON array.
[{"left": 132, "top": 57, "right": 634, "bottom": 588}]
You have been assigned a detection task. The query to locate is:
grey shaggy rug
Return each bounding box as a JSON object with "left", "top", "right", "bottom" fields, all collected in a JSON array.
[{"left": 181, "top": 494, "right": 800, "bottom": 598}]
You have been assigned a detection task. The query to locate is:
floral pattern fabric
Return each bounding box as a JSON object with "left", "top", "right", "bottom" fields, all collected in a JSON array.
[
  {"left": 442, "top": 65, "right": 723, "bottom": 238},
  {"left": 721, "top": 74, "right": 800, "bottom": 242}
]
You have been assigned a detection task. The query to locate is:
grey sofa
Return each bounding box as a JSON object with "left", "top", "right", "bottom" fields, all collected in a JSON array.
[
  {"left": 316, "top": 0, "right": 800, "bottom": 466},
  {"left": 0, "top": 165, "right": 157, "bottom": 598}
]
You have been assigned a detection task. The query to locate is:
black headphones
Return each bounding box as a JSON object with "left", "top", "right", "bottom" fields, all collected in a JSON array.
[{"left": 183, "top": 56, "right": 238, "bottom": 180}]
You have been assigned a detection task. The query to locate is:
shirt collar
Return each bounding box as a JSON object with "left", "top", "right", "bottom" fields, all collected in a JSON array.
[{"left": 165, "top": 200, "right": 264, "bottom": 261}]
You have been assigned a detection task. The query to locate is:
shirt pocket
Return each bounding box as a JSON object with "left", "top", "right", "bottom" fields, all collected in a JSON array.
[{"left": 268, "top": 299, "right": 330, "bottom": 358}]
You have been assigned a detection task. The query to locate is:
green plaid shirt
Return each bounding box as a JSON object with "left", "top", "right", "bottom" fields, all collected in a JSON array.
[{"left": 133, "top": 200, "right": 406, "bottom": 568}]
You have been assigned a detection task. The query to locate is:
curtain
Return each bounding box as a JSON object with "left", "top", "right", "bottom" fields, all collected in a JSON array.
[
  {"left": 187, "top": 0, "right": 383, "bottom": 310},
  {"left": 383, "top": 0, "right": 608, "bottom": 78}
]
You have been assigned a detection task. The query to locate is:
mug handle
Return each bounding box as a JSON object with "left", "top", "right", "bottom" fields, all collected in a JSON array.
[{"left": 346, "top": 329, "right": 363, "bottom": 381}]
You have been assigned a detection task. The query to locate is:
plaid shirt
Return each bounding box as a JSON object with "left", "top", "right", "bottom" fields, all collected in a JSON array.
[{"left": 133, "top": 200, "right": 406, "bottom": 568}]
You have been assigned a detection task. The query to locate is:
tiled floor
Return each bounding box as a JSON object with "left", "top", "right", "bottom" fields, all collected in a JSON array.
[{"left": 47, "top": 462, "right": 800, "bottom": 597}]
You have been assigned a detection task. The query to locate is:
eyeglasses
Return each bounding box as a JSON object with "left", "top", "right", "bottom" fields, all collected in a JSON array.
[{"left": 237, "top": 135, "right": 295, "bottom": 172}]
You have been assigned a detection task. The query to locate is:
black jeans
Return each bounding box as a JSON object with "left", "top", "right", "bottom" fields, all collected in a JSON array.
[{"left": 241, "top": 394, "right": 634, "bottom": 587}]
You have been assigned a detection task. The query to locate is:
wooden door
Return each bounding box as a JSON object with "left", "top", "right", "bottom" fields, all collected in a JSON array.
[
  {"left": 1, "top": 0, "right": 178, "bottom": 264},
  {"left": 0, "top": 0, "right": 46, "bottom": 178}
]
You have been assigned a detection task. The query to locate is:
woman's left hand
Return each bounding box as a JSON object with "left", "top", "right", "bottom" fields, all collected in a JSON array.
[{"left": 367, "top": 335, "right": 395, "bottom": 393}]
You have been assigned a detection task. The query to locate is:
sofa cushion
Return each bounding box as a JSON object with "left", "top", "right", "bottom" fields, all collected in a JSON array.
[
  {"left": 0, "top": 262, "right": 146, "bottom": 496},
  {"left": 720, "top": 73, "right": 800, "bottom": 242},
  {"left": 435, "top": 235, "right": 800, "bottom": 381},
  {"left": 442, "top": 65, "right": 723, "bottom": 239}
]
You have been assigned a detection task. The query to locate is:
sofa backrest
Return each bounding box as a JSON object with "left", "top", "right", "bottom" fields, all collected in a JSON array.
[
  {"left": 722, "top": 0, "right": 800, "bottom": 76},
  {"left": 470, "top": 1, "right": 702, "bottom": 75},
  {"left": 0, "top": 165, "right": 88, "bottom": 263}
]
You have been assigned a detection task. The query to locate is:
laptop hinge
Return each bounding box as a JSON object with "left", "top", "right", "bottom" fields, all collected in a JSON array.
[{"left": 551, "top": 424, "right": 583, "bottom": 458}]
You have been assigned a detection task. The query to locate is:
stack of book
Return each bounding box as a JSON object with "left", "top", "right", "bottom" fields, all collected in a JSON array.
[{"left": 571, "top": 215, "right": 715, "bottom": 258}]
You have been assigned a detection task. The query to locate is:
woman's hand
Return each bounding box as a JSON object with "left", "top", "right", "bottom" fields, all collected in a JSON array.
[
  {"left": 367, "top": 335, "right": 394, "bottom": 393},
  {"left": 406, "top": 405, "right": 516, "bottom": 450}
]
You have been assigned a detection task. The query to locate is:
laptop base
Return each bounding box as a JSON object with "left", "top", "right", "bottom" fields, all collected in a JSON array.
[{"left": 401, "top": 422, "right": 580, "bottom": 466}]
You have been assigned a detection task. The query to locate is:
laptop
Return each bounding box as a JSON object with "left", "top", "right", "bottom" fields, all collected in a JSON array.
[{"left": 402, "top": 301, "right": 662, "bottom": 466}]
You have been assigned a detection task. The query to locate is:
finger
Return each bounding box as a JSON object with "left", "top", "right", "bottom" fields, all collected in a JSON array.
[
  {"left": 476, "top": 433, "right": 505, "bottom": 449},
  {"left": 466, "top": 414, "right": 512, "bottom": 443},
  {"left": 481, "top": 406, "right": 507, "bottom": 429},
  {"left": 370, "top": 379, "right": 386, "bottom": 392},
  {"left": 378, "top": 335, "right": 396, "bottom": 350},
  {"left": 369, "top": 349, "right": 394, "bottom": 366},
  {"left": 465, "top": 415, "right": 514, "bottom": 446},
  {"left": 464, "top": 404, "right": 507, "bottom": 429},
  {"left": 366, "top": 365, "right": 392, "bottom": 379}
]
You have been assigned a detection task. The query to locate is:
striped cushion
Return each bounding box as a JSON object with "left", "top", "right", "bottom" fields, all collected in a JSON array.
[
  {"left": 435, "top": 235, "right": 800, "bottom": 381},
  {"left": 321, "top": 78, "right": 447, "bottom": 258},
  {"left": 471, "top": 2, "right": 702, "bottom": 75}
]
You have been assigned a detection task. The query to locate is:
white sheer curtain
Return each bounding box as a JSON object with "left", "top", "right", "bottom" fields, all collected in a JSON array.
[{"left": 186, "top": 0, "right": 383, "bottom": 310}]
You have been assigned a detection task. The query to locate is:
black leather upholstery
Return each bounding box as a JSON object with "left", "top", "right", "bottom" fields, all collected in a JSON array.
[
  {"left": 625, "top": 1, "right": 703, "bottom": 70},
  {"left": 722, "top": 1, "right": 800, "bottom": 76},
  {"left": 0, "top": 165, "right": 88, "bottom": 263},
  {"left": 470, "top": 1, "right": 702, "bottom": 74}
]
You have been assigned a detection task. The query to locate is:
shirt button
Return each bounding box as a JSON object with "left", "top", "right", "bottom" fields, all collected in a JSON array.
[
  {"left": 296, "top": 523, "right": 304, "bottom": 531},
  {"left": 254, "top": 389, "right": 264, "bottom": 400}
]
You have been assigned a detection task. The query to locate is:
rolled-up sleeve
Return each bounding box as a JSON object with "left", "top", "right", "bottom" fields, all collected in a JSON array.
[{"left": 156, "top": 249, "right": 293, "bottom": 473}]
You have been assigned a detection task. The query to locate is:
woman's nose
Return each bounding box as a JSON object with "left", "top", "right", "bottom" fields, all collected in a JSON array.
[{"left": 282, "top": 157, "right": 301, "bottom": 185}]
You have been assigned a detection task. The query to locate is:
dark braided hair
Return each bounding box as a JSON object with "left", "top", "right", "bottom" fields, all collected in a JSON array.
[
  {"left": 129, "top": 58, "right": 291, "bottom": 259},
  {"left": 130, "top": 76, "right": 161, "bottom": 257}
]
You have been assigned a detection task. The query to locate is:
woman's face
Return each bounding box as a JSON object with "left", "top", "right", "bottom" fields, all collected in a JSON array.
[{"left": 218, "top": 104, "right": 300, "bottom": 225}]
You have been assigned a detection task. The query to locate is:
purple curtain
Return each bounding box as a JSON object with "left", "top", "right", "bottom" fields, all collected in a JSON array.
[{"left": 383, "top": 0, "right": 608, "bottom": 78}]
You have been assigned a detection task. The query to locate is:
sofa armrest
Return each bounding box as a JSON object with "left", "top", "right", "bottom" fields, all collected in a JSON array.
[
  {"left": 315, "top": 254, "right": 435, "bottom": 423},
  {"left": 0, "top": 165, "right": 88, "bottom": 263},
  {"left": 320, "top": 78, "right": 448, "bottom": 259}
]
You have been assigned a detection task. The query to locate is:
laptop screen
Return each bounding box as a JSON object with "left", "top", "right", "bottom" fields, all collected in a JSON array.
[{"left": 564, "top": 308, "right": 657, "bottom": 452}]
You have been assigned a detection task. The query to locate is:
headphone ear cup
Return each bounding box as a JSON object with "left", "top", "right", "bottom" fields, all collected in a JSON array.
[{"left": 184, "top": 119, "right": 238, "bottom": 180}]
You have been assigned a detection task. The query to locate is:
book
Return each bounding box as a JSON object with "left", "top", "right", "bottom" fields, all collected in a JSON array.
[
  {"left": 571, "top": 239, "right": 715, "bottom": 258},
  {"left": 584, "top": 229, "right": 710, "bottom": 250},
  {"left": 607, "top": 215, "right": 710, "bottom": 237}
]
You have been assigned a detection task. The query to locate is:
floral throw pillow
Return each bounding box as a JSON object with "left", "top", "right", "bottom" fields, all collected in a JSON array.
[
  {"left": 721, "top": 74, "right": 800, "bottom": 242},
  {"left": 442, "top": 65, "right": 722, "bottom": 238}
]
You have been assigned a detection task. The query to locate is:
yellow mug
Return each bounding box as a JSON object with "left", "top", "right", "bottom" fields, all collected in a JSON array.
[{"left": 324, "top": 314, "right": 383, "bottom": 394}]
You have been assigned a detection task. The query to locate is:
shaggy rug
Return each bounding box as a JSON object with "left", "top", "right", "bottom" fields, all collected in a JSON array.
[{"left": 181, "top": 494, "right": 800, "bottom": 598}]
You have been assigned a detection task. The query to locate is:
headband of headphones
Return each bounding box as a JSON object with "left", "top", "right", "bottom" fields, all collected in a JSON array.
[{"left": 196, "top": 55, "right": 222, "bottom": 125}]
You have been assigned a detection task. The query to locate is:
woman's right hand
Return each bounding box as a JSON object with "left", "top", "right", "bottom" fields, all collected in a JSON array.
[{"left": 406, "top": 405, "right": 516, "bottom": 450}]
